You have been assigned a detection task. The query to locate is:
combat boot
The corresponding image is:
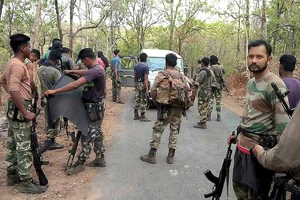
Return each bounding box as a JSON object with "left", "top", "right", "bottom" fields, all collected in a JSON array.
[
  {"left": 6, "top": 171, "right": 20, "bottom": 186},
  {"left": 217, "top": 114, "right": 221, "bottom": 122},
  {"left": 48, "top": 138, "right": 64, "bottom": 150},
  {"left": 134, "top": 109, "right": 140, "bottom": 120},
  {"left": 86, "top": 154, "right": 106, "bottom": 167},
  {"left": 194, "top": 122, "right": 207, "bottom": 129},
  {"left": 140, "top": 148, "right": 156, "bottom": 164},
  {"left": 17, "top": 179, "right": 46, "bottom": 194},
  {"left": 116, "top": 100, "right": 125, "bottom": 104},
  {"left": 167, "top": 149, "right": 175, "bottom": 164},
  {"left": 66, "top": 160, "right": 85, "bottom": 175},
  {"left": 140, "top": 113, "right": 151, "bottom": 122}
]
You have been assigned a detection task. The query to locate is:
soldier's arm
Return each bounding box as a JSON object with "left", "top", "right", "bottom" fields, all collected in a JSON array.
[
  {"left": 45, "top": 77, "right": 87, "bottom": 96},
  {"left": 26, "top": 63, "right": 38, "bottom": 96},
  {"left": 64, "top": 69, "right": 87, "bottom": 76}
]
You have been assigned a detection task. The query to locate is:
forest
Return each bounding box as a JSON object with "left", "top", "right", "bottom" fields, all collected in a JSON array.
[{"left": 0, "top": 0, "right": 299, "bottom": 75}]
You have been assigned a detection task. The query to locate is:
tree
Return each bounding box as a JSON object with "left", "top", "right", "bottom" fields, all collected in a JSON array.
[{"left": 33, "top": 0, "right": 42, "bottom": 49}]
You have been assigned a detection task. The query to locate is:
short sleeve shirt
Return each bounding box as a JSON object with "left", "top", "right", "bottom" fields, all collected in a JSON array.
[
  {"left": 134, "top": 62, "right": 149, "bottom": 82},
  {"left": 111, "top": 56, "right": 121, "bottom": 71},
  {"left": 82, "top": 64, "right": 106, "bottom": 102}
]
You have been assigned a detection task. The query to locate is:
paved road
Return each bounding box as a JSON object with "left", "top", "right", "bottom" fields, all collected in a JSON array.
[{"left": 93, "top": 91, "right": 241, "bottom": 200}]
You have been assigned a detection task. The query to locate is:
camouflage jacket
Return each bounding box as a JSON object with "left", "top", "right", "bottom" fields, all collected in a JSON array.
[
  {"left": 210, "top": 64, "right": 224, "bottom": 86},
  {"left": 37, "top": 62, "right": 61, "bottom": 96},
  {"left": 238, "top": 72, "right": 290, "bottom": 149}
]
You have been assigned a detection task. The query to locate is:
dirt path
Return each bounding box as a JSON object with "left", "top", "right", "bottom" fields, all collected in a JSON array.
[{"left": 0, "top": 79, "right": 132, "bottom": 200}]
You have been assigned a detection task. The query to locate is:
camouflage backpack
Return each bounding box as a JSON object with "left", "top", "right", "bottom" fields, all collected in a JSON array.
[{"left": 156, "top": 71, "right": 188, "bottom": 107}]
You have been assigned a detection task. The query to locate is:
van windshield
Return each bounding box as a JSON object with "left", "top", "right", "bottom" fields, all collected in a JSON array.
[{"left": 147, "top": 57, "right": 183, "bottom": 71}]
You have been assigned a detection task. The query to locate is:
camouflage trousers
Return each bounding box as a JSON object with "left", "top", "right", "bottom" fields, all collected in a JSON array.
[
  {"left": 78, "top": 105, "right": 105, "bottom": 161},
  {"left": 111, "top": 75, "right": 121, "bottom": 102},
  {"left": 208, "top": 88, "right": 222, "bottom": 116},
  {"left": 134, "top": 82, "right": 147, "bottom": 114},
  {"left": 6, "top": 118, "right": 33, "bottom": 180},
  {"left": 198, "top": 92, "right": 210, "bottom": 123},
  {"left": 44, "top": 104, "right": 61, "bottom": 139},
  {"left": 150, "top": 107, "right": 182, "bottom": 150},
  {"left": 233, "top": 181, "right": 258, "bottom": 200}
]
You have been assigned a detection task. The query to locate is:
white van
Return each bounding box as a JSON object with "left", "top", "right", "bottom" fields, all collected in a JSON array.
[
  {"left": 140, "top": 49, "right": 183, "bottom": 88},
  {"left": 140, "top": 49, "right": 184, "bottom": 107}
]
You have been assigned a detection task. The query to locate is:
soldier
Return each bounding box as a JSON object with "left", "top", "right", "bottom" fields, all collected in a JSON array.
[
  {"left": 45, "top": 48, "right": 106, "bottom": 175},
  {"left": 111, "top": 49, "right": 124, "bottom": 104},
  {"left": 133, "top": 52, "right": 151, "bottom": 122},
  {"left": 252, "top": 103, "right": 300, "bottom": 199},
  {"left": 227, "top": 39, "right": 289, "bottom": 200},
  {"left": 25, "top": 49, "right": 40, "bottom": 97},
  {"left": 140, "top": 53, "right": 187, "bottom": 164},
  {"left": 278, "top": 54, "right": 300, "bottom": 109},
  {"left": 194, "top": 57, "right": 214, "bottom": 129},
  {"left": 208, "top": 55, "right": 224, "bottom": 122},
  {"left": 0, "top": 34, "right": 46, "bottom": 193},
  {"left": 37, "top": 50, "right": 64, "bottom": 152}
]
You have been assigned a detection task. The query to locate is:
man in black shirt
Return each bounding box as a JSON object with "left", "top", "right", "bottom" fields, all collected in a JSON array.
[
  {"left": 45, "top": 48, "right": 106, "bottom": 175},
  {"left": 134, "top": 53, "right": 151, "bottom": 122}
]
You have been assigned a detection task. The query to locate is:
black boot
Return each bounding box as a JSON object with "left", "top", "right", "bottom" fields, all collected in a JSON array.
[
  {"left": 134, "top": 109, "right": 140, "bottom": 120},
  {"left": 194, "top": 122, "right": 207, "bottom": 129},
  {"left": 167, "top": 149, "right": 175, "bottom": 164},
  {"left": 48, "top": 138, "right": 64, "bottom": 150},
  {"left": 140, "top": 148, "right": 156, "bottom": 164}
]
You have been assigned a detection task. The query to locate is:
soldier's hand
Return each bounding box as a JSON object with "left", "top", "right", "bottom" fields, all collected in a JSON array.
[
  {"left": 251, "top": 144, "right": 264, "bottom": 157},
  {"left": 23, "top": 111, "right": 36, "bottom": 120},
  {"left": 64, "top": 70, "right": 71, "bottom": 74},
  {"left": 44, "top": 90, "right": 56, "bottom": 97},
  {"left": 227, "top": 134, "right": 237, "bottom": 144}
]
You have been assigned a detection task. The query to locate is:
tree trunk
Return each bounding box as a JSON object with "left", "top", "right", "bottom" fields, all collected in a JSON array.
[
  {"left": 245, "top": 0, "right": 250, "bottom": 75},
  {"left": 0, "top": 0, "right": 4, "bottom": 20},
  {"left": 168, "top": 0, "right": 174, "bottom": 50},
  {"left": 33, "top": 0, "right": 42, "bottom": 49},
  {"left": 260, "top": 0, "right": 267, "bottom": 39},
  {"left": 69, "top": 0, "right": 75, "bottom": 56},
  {"left": 236, "top": 0, "right": 241, "bottom": 56},
  {"left": 55, "top": 0, "right": 63, "bottom": 41}
]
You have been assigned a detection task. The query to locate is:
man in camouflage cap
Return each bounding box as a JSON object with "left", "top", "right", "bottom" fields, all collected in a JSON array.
[{"left": 228, "top": 40, "right": 289, "bottom": 200}]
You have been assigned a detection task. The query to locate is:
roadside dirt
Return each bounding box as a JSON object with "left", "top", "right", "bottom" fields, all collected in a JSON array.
[{"left": 0, "top": 79, "right": 132, "bottom": 200}]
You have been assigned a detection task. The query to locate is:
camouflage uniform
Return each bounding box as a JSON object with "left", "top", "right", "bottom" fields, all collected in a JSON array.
[
  {"left": 6, "top": 100, "right": 33, "bottom": 180},
  {"left": 196, "top": 68, "right": 213, "bottom": 123},
  {"left": 134, "top": 83, "right": 148, "bottom": 114},
  {"left": 37, "top": 63, "right": 61, "bottom": 139},
  {"left": 111, "top": 56, "right": 122, "bottom": 102},
  {"left": 149, "top": 69, "right": 184, "bottom": 150},
  {"left": 208, "top": 64, "right": 224, "bottom": 118},
  {"left": 2, "top": 58, "right": 34, "bottom": 181},
  {"left": 78, "top": 101, "right": 105, "bottom": 161},
  {"left": 233, "top": 72, "right": 289, "bottom": 199}
]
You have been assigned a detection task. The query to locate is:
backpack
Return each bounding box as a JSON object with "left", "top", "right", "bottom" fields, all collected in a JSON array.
[{"left": 156, "top": 71, "right": 188, "bottom": 107}]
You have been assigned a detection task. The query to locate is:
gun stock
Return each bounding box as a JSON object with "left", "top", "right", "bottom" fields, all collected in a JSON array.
[
  {"left": 31, "top": 96, "right": 49, "bottom": 186},
  {"left": 271, "top": 82, "right": 293, "bottom": 118},
  {"left": 66, "top": 131, "right": 82, "bottom": 170},
  {"left": 204, "top": 131, "right": 235, "bottom": 199}
]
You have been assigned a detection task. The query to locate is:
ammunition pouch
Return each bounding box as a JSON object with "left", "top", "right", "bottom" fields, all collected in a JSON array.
[
  {"left": 157, "top": 105, "right": 170, "bottom": 120},
  {"left": 6, "top": 100, "right": 31, "bottom": 122},
  {"left": 85, "top": 102, "right": 104, "bottom": 122}
]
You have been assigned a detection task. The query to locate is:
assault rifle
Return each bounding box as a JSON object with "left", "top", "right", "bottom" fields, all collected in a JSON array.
[
  {"left": 65, "top": 131, "right": 82, "bottom": 170},
  {"left": 271, "top": 82, "right": 293, "bottom": 118},
  {"left": 31, "top": 95, "right": 49, "bottom": 186},
  {"left": 204, "top": 131, "right": 235, "bottom": 200}
]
